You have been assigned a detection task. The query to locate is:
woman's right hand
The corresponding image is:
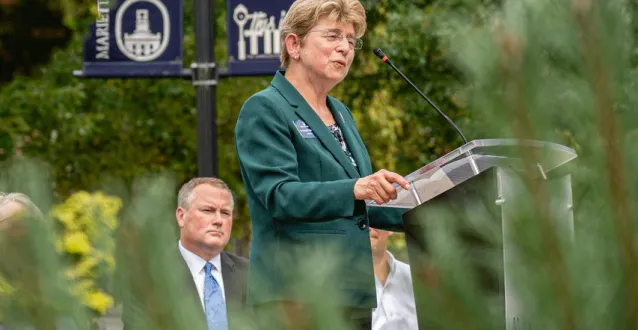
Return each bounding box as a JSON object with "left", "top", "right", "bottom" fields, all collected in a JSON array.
[{"left": 354, "top": 170, "right": 411, "bottom": 205}]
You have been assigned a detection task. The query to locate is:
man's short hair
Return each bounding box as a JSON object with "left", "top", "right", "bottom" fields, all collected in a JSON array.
[{"left": 177, "top": 178, "right": 235, "bottom": 211}]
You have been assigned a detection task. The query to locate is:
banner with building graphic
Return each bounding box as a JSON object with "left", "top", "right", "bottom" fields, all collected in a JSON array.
[
  {"left": 226, "top": 0, "right": 293, "bottom": 76},
  {"left": 81, "top": 0, "right": 183, "bottom": 77}
]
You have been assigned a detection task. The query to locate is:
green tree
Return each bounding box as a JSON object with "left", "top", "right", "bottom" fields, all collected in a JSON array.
[
  {"left": 0, "top": 0, "right": 487, "bottom": 253},
  {"left": 1, "top": 0, "right": 637, "bottom": 328},
  {"left": 0, "top": 0, "right": 269, "bottom": 253},
  {"left": 2, "top": 0, "right": 636, "bottom": 257}
]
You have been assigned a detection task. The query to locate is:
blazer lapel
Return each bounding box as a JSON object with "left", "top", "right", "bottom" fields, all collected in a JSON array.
[
  {"left": 220, "top": 251, "right": 242, "bottom": 307},
  {"left": 179, "top": 253, "right": 206, "bottom": 320},
  {"left": 270, "top": 70, "right": 360, "bottom": 179},
  {"left": 328, "top": 97, "right": 368, "bottom": 176}
]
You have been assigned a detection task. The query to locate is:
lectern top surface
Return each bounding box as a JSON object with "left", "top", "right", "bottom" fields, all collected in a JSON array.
[{"left": 367, "top": 139, "right": 577, "bottom": 209}]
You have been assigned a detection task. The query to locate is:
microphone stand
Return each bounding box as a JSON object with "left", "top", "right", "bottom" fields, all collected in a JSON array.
[{"left": 373, "top": 48, "right": 480, "bottom": 175}]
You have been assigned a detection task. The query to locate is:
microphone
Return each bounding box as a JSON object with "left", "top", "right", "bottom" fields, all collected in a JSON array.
[{"left": 373, "top": 48, "right": 468, "bottom": 144}]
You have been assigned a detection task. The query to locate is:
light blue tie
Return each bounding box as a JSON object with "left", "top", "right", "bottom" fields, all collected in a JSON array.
[{"left": 204, "top": 262, "right": 228, "bottom": 330}]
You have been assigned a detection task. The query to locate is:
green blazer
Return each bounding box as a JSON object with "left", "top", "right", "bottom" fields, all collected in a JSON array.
[{"left": 235, "top": 70, "right": 405, "bottom": 309}]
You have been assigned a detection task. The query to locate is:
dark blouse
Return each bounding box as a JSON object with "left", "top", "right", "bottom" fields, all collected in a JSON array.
[{"left": 327, "top": 123, "right": 358, "bottom": 168}]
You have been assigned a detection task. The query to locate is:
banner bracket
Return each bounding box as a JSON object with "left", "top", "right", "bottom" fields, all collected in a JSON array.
[{"left": 191, "top": 62, "right": 218, "bottom": 86}]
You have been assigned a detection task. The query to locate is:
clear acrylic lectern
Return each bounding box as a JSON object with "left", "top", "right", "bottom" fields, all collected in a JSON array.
[{"left": 369, "top": 139, "right": 577, "bottom": 330}]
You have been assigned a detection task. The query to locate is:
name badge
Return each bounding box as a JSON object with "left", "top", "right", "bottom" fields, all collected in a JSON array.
[{"left": 293, "top": 120, "right": 316, "bottom": 138}]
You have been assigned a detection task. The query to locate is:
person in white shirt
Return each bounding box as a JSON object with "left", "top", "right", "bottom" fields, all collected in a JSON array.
[{"left": 370, "top": 228, "right": 418, "bottom": 330}]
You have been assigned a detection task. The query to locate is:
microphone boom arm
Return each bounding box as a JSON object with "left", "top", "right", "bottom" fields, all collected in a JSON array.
[{"left": 373, "top": 48, "right": 468, "bottom": 144}]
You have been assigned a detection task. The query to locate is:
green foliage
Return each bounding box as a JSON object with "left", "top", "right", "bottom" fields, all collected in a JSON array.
[
  {"left": 0, "top": 2, "right": 267, "bottom": 250},
  {"left": 0, "top": 0, "right": 487, "bottom": 250},
  {"left": 0, "top": 0, "right": 637, "bottom": 327},
  {"left": 0, "top": 159, "right": 92, "bottom": 329},
  {"left": 0, "top": 1, "right": 73, "bottom": 83},
  {"left": 424, "top": 0, "right": 638, "bottom": 328},
  {"left": 340, "top": 0, "right": 503, "bottom": 175}
]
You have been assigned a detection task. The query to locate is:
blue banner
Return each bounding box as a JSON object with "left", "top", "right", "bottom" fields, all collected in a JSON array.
[
  {"left": 81, "top": 0, "right": 183, "bottom": 77},
  {"left": 226, "top": 0, "right": 293, "bottom": 76}
]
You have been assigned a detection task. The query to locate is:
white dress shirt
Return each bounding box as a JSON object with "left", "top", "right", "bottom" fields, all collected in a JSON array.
[
  {"left": 372, "top": 252, "right": 419, "bottom": 330},
  {"left": 178, "top": 241, "right": 226, "bottom": 310}
]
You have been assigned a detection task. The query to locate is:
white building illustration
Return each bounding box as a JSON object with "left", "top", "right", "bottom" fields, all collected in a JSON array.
[{"left": 123, "top": 9, "right": 162, "bottom": 57}]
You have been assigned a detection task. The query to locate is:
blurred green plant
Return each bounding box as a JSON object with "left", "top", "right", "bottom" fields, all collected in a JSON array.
[
  {"left": 0, "top": 0, "right": 498, "bottom": 257},
  {"left": 0, "top": 0, "right": 636, "bottom": 329},
  {"left": 0, "top": 189, "right": 120, "bottom": 325},
  {"left": 0, "top": 159, "right": 92, "bottom": 329},
  {"left": 0, "top": 0, "right": 263, "bottom": 256}
]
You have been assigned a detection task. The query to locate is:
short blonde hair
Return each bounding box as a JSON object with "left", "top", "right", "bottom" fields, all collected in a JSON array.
[
  {"left": 280, "top": 0, "right": 367, "bottom": 68},
  {"left": 177, "top": 178, "right": 234, "bottom": 211}
]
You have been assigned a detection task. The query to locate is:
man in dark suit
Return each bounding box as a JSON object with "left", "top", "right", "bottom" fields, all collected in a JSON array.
[
  {"left": 122, "top": 178, "right": 249, "bottom": 330},
  {"left": 175, "top": 177, "right": 249, "bottom": 330}
]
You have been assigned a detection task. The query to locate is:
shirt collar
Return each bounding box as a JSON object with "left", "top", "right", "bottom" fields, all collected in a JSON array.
[
  {"left": 386, "top": 251, "right": 398, "bottom": 277},
  {"left": 178, "top": 240, "right": 222, "bottom": 277}
]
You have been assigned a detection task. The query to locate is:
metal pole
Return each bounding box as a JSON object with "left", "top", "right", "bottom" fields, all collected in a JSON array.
[{"left": 193, "top": 0, "right": 218, "bottom": 177}]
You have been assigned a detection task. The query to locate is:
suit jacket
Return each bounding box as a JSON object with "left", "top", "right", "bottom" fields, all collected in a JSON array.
[
  {"left": 122, "top": 249, "right": 249, "bottom": 330},
  {"left": 217, "top": 251, "right": 250, "bottom": 313},
  {"left": 235, "top": 70, "right": 405, "bottom": 309}
]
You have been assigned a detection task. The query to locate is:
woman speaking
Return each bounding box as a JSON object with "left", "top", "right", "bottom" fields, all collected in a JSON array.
[{"left": 234, "top": 0, "right": 410, "bottom": 328}]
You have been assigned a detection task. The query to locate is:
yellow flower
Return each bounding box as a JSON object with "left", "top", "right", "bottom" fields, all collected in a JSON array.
[
  {"left": 0, "top": 276, "right": 16, "bottom": 296},
  {"left": 83, "top": 290, "right": 114, "bottom": 315},
  {"left": 74, "top": 256, "right": 100, "bottom": 277},
  {"left": 76, "top": 279, "right": 93, "bottom": 291},
  {"left": 78, "top": 214, "right": 93, "bottom": 231},
  {"left": 71, "top": 191, "right": 92, "bottom": 204},
  {"left": 50, "top": 191, "right": 122, "bottom": 315},
  {"left": 63, "top": 231, "right": 92, "bottom": 255},
  {"left": 51, "top": 205, "right": 80, "bottom": 231}
]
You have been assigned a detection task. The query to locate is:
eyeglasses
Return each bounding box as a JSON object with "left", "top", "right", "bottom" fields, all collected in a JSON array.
[{"left": 307, "top": 29, "right": 363, "bottom": 50}]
